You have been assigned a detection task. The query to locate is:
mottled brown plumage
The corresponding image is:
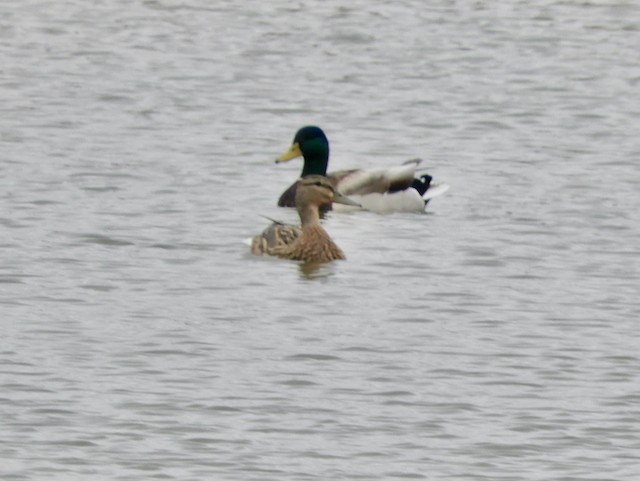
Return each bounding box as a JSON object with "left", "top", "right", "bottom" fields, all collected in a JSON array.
[{"left": 251, "top": 176, "right": 359, "bottom": 263}]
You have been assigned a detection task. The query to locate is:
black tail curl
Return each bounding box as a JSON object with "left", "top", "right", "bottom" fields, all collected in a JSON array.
[{"left": 410, "top": 174, "right": 433, "bottom": 197}]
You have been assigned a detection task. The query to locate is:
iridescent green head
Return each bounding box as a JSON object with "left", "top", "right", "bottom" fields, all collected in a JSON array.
[{"left": 275, "top": 126, "right": 330, "bottom": 177}]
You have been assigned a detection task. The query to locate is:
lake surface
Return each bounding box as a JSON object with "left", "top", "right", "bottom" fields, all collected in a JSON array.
[{"left": 2, "top": 1, "right": 639, "bottom": 480}]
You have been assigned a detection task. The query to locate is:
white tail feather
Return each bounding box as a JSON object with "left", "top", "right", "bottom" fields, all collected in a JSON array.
[{"left": 422, "top": 183, "right": 450, "bottom": 201}]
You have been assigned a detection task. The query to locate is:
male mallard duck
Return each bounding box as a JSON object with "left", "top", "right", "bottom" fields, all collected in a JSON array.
[
  {"left": 251, "top": 175, "right": 360, "bottom": 262},
  {"left": 275, "top": 126, "right": 449, "bottom": 213}
]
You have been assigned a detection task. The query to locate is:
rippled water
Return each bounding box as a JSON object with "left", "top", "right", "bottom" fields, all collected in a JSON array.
[{"left": 2, "top": 1, "right": 639, "bottom": 480}]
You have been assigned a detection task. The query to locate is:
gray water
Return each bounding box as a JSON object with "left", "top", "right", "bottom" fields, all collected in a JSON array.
[{"left": 2, "top": 1, "right": 639, "bottom": 480}]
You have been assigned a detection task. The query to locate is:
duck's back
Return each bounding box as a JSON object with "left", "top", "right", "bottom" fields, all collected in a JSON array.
[
  {"left": 252, "top": 223, "right": 344, "bottom": 262},
  {"left": 251, "top": 223, "right": 301, "bottom": 256}
]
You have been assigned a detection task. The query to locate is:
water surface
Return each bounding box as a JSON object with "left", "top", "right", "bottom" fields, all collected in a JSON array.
[{"left": 1, "top": 1, "right": 639, "bottom": 480}]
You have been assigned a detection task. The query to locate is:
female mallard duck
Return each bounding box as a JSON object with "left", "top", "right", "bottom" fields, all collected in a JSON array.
[
  {"left": 251, "top": 175, "right": 360, "bottom": 262},
  {"left": 276, "top": 126, "right": 449, "bottom": 213}
]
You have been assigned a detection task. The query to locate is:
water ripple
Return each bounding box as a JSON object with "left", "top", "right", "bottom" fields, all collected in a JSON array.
[{"left": 2, "top": 1, "right": 639, "bottom": 480}]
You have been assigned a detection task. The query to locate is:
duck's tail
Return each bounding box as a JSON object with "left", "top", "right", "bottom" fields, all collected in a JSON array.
[
  {"left": 418, "top": 177, "right": 450, "bottom": 205},
  {"left": 410, "top": 174, "right": 433, "bottom": 197}
]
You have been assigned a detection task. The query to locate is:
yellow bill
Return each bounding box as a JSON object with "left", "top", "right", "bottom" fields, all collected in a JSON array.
[{"left": 275, "top": 142, "right": 302, "bottom": 163}]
